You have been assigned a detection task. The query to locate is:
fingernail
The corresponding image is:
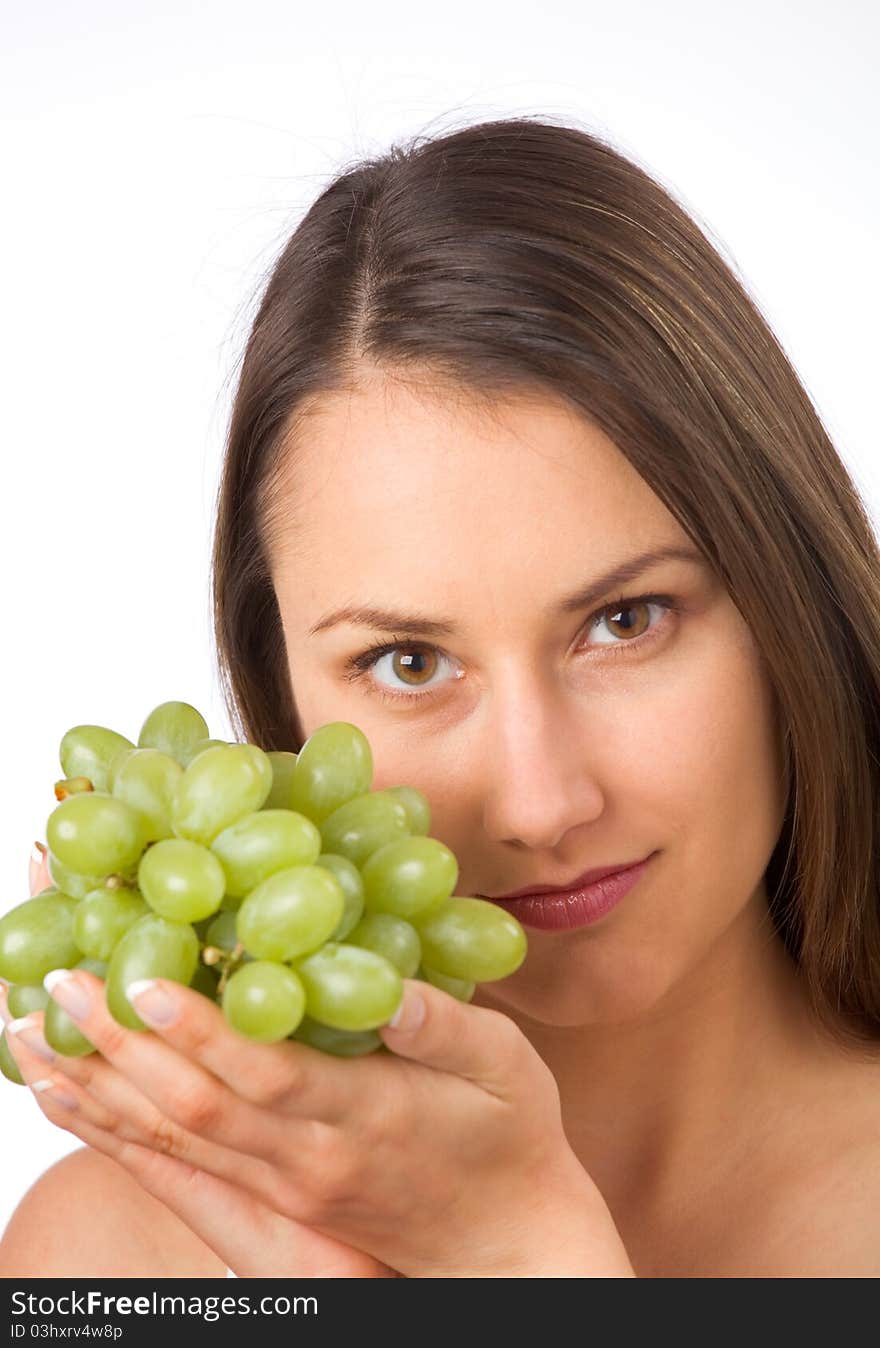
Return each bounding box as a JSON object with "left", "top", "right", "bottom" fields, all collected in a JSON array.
[
  {"left": 126, "top": 979, "right": 179, "bottom": 1026},
  {"left": 7, "top": 1017, "right": 57, "bottom": 1063},
  {"left": 387, "top": 985, "right": 424, "bottom": 1032},
  {"left": 31, "top": 840, "right": 47, "bottom": 866},
  {"left": 32, "top": 1078, "right": 78, "bottom": 1110},
  {"left": 44, "top": 969, "right": 91, "bottom": 1021}
]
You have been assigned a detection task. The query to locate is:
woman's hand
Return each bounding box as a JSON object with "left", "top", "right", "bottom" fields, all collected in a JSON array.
[
  {"left": 4, "top": 845, "right": 397, "bottom": 1279},
  {"left": 8, "top": 850, "right": 634, "bottom": 1278}
]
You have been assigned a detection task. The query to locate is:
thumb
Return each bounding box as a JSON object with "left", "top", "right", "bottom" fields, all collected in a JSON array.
[{"left": 378, "top": 977, "right": 530, "bottom": 1099}]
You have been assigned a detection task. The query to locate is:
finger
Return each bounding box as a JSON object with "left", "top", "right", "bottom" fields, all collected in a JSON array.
[
  {"left": 29, "top": 841, "right": 52, "bottom": 896},
  {"left": 378, "top": 978, "right": 539, "bottom": 1101},
  {"left": 37, "top": 971, "right": 300, "bottom": 1162},
  {"left": 3, "top": 1016, "right": 123, "bottom": 1133},
  {"left": 44, "top": 966, "right": 355, "bottom": 1122},
  {"left": 6, "top": 1001, "right": 323, "bottom": 1224},
  {"left": 6, "top": 1002, "right": 326, "bottom": 1223},
  {"left": 108, "top": 1144, "right": 397, "bottom": 1278},
  {"left": 6, "top": 1020, "right": 390, "bottom": 1281},
  {"left": 59, "top": 1119, "right": 392, "bottom": 1279},
  {"left": 44, "top": 1029, "right": 291, "bottom": 1204},
  {"left": 4, "top": 1018, "right": 337, "bottom": 1277}
]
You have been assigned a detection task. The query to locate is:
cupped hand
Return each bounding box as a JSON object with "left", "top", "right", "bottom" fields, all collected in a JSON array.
[
  {"left": 10, "top": 846, "right": 633, "bottom": 1278},
  {"left": 4, "top": 843, "right": 398, "bottom": 1278}
]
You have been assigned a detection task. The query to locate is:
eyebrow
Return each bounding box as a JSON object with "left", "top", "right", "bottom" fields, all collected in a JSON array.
[{"left": 307, "top": 543, "right": 707, "bottom": 638}]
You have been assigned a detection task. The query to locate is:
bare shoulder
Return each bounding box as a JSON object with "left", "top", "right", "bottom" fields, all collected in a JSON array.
[
  {"left": 0, "top": 1146, "right": 227, "bottom": 1278},
  {"left": 743, "top": 1046, "right": 880, "bottom": 1277}
]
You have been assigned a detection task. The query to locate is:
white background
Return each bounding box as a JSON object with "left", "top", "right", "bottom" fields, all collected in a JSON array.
[{"left": 1, "top": 0, "right": 877, "bottom": 1241}]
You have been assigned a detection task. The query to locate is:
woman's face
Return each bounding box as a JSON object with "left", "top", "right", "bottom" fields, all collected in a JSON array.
[{"left": 270, "top": 375, "right": 788, "bottom": 1029}]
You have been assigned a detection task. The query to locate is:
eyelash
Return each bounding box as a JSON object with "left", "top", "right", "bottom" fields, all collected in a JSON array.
[{"left": 342, "top": 592, "right": 682, "bottom": 707}]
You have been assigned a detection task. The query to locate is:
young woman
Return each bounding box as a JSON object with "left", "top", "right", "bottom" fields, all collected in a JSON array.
[{"left": 2, "top": 115, "right": 879, "bottom": 1278}]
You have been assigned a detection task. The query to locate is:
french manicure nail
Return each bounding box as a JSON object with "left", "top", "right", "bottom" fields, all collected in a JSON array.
[
  {"left": 387, "top": 985, "right": 425, "bottom": 1031},
  {"left": 43, "top": 969, "right": 91, "bottom": 1020},
  {"left": 126, "top": 979, "right": 179, "bottom": 1027},
  {"left": 7, "top": 1017, "right": 57, "bottom": 1063},
  {"left": 32, "top": 1079, "right": 78, "bottom": 1110}
]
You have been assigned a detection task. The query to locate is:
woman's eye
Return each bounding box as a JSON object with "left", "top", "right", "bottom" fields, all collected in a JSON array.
[
  {"left": 343, "top": 594, "right": 678, "bottom": 705},
  {"left": 584, "top": 597, "right": 672, "bottom": 649},
  {"left": 343, "top": 642, "right": 461, "bottom": 703}
]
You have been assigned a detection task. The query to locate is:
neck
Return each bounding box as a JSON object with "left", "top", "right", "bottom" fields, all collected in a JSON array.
[{"left": 473, "top": 886, "right": 834, "bottom": 1218}]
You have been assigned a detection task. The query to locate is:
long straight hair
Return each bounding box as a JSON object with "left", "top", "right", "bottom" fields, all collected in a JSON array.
[{"left": 210, "top": 115, "right": 880, "bottom": 1052}]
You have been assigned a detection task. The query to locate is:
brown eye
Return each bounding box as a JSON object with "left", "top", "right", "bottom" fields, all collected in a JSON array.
[
  {"left": 388, "top": 646, "right": 440, "bottom": 687},
  {"left": 585, "top": 597, "right": 673, "bottom": 652},
  {"left": 345, "top": 639, "right": 461, "bottom": 704},
  {"left": 602, "top": 601, "right": 652, "bottom": 641}
]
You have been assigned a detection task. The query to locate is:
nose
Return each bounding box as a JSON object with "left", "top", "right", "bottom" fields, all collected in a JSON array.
[{"left": 477, "top": 671, "right": 605, "bottom": 850}]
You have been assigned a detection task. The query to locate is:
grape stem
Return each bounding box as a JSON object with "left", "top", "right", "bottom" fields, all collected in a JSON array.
[
  {"left": 54, "top": 776, "right": 94, "bottom": 800},
  {"left": 215, "top": 941, "right": 246, "bottom": 996}
]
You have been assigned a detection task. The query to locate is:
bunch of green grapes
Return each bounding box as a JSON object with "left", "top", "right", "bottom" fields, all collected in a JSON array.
[{"left": 0, "top": 702, "right": 527, "bottom": 1079}]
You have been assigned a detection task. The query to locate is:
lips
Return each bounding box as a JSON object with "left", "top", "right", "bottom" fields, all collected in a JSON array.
[{"left": 481, "top": 856, "right": 653, "bottom": 900}]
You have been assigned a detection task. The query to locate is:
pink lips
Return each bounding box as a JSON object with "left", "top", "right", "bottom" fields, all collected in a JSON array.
[
  {"left": 481, "top": 853, "right": 657, "bottom": 931},
  {"left": 484, "top": 857, "right": 653, "bottom": 900}
]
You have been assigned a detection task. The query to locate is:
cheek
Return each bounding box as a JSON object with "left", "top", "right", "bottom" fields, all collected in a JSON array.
[
  {"left": 480, "top": 643, "right": 785, "bottom": 1027},
  {"left": 613, "top": 639, "right": 784, "bottom": 979},
  {"left": 660, "top": 645, "right": 783, "bottom": 873}
]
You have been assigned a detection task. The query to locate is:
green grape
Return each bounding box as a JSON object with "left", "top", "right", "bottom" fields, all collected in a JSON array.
[
  {"left": 319, "top": 792, "right": 410, "bottom": 867},
  {"left": 111, "top": 748, "right": 182, "bottom": 842},
  {"left": 0, "top": 1029, "right": 25, "bottom": 1085},
  {"left": 361, "top": 836, "right": 457, "bottom": 920},
  {"left": 418, "top": 964, "right": 476, "bottom": 1003},
  {"left": 46, "top": 792, "right": 150, "bottom": 877},
  {"left": 6, "top": 984, "right": 49, "bottom": 1018},
  {"left": 262, "top": 751, "right": 299, "bottom": 809},
  {"left": 205, "top": 908, "right": 239, "bottom": 953},
  {"left": 44, "top": 958, "right": 106, "bottom": 1057},
  {"left": 219, "top": 890, "right": 244, "bottom": 912},
  {"left": 180, "top": 737, "right": 229, "bottom": 767},
  {"left": 137, "top": 701, "right": 211, "bottom": 767},
  {"left": 210, "top": 809, "right": 322, "bottom": 899},
  {"left": 106, "top": 913, "right": 199, "bottom": 1030},
  {"left": 171, "top": 744, "right": 273, "bottom": 845},
  {"left": 414, "top": 897, "right": 527, "bottom": 982},
  {"left": 73, "top": 886, "right": 150, "bottom": 961},
  {"left": 137, "top": 838, "right": 226, "bottom": 923},
  {"left": 190, "top": 962, "right": 220, "bottom": 999},
  {"left": 222, "top": 961, "right": 306, "bottom": 1042},
  {"left": 47, "top": 853, "right": 111, "bottom": 900},
  {"left": 107, "top": 745, "right": 136, "bottom": 792},
  {"left": 290, "top": 1013, "right": 383, "bottom": 1057},
  {"left": 382, "top": 786, "right": 431, "bottom": 836},
  {"left": 316, "top": 854, "right": 365, "bottom": 941},
  {"left": 289, "top": 723, "right": 373, "bottom": 824},
  {"left": 59, "top": 726, "right": 136, "bottom": 794},
  {"left": 236, "top": 866, "right": 345, "bottom": 962},
  {"left": 0, "top": 892, "right": 80, "bottom": 984},
  {"left": 292, "top": 942, "right": 403, "bottom": 1032},
  {"left": 344, "top": 913, "right": 421, "bottom": 978}
]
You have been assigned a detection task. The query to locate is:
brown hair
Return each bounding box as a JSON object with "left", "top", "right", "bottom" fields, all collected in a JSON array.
[{"left": 209, "top": 113, "right": 880, "bottom": 1052}]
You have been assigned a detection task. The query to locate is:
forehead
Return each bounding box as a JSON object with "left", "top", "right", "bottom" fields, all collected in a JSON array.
[{"left": 273, "top": 378, "right": 674, "bottom": 575}]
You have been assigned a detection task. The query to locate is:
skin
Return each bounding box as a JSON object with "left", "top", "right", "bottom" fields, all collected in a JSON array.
[{"left": 3, "top": 372, "right": 879, "bottom": 1276}]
